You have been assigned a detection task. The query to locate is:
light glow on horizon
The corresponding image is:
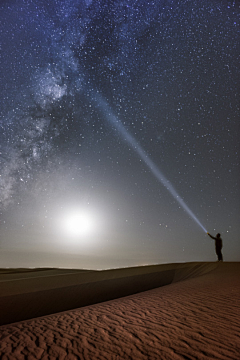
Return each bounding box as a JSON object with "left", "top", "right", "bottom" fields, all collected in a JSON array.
[{"left": 62, "top": 210, "right": 96, "bottom": 238}]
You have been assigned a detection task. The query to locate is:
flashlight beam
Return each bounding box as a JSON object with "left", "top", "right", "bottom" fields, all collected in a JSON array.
[{"left": 90, "top": 90, "right": 207, "bottom": 233}]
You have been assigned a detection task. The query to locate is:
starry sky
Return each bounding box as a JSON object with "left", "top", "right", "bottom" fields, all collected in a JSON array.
[{"left": 0, "top": 0, "right": 239, "bottom": 269}]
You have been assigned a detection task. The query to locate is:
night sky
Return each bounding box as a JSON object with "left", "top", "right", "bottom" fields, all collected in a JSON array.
[{"left": 0, "top": 0, "right": 239, "bottom": 269}]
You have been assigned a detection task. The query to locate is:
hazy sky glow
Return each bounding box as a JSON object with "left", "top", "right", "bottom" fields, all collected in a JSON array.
[{"left": 0, "top": 0, "right": 239, "bottom": 269}]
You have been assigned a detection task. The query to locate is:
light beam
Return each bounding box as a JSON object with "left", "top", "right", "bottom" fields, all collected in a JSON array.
[{"left": 90, "top": 90, "right": 207, "bottom": 233}]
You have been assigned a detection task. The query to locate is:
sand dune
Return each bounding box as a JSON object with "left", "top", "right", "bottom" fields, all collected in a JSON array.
[
  {"left": 0, "top": 262, "right": 239, "bottom": 359},
  {"left": 0, "top": 262, "right": 217, "bottom": 326}
]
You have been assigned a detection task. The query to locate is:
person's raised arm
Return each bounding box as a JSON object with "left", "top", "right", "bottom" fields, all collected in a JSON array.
[{"left": 207, "top": 232, "right": 215, "bottom": 240}]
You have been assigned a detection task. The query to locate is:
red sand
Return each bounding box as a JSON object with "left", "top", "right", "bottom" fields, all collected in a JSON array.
[{"left": 0, "top": 262, "right": 240, "bottom": 359}]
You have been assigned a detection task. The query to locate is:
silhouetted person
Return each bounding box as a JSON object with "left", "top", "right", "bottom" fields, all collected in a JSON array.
[{"left": 207, "top": 232, "right": 223, "bottom": 261}]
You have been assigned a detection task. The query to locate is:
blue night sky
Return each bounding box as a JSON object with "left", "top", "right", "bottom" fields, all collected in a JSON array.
[{"left": 0, "top": 0, "right": 239, "bottom": 269}]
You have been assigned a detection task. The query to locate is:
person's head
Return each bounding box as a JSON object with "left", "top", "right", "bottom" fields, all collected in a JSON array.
[{"left": 216, "top": 233, "right": 221, "bottom": 238}]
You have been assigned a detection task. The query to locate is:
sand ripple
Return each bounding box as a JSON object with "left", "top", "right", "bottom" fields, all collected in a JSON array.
[{"left": 0, "top": 264, "right": 240, "bottom": 359}]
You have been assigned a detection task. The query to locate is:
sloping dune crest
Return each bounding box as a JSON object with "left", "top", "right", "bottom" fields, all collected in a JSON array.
[{"left": 0, "top": 262, "right": 239, "bottom": 359}]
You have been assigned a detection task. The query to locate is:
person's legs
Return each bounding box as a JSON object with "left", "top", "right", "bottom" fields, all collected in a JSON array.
[
  {"left": 216, "top": 248, "right": 223, "bottom": 261},
  {"left": 219, "top": 251, "right": 223, "bottom": 261}
]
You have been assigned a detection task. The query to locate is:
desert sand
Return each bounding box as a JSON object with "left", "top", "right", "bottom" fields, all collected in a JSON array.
[{"left": 0, "top": 262, "right": 239, "bottom": 359}]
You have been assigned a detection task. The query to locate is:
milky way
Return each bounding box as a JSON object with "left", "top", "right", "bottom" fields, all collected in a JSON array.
[{"left": 0, "top": 1, "right": 239, "bottom": 268}]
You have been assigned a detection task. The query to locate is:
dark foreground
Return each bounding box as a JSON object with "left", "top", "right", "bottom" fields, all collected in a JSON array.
[{"left": 0, "top": 262, "right": 239, "bottom": 359}]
